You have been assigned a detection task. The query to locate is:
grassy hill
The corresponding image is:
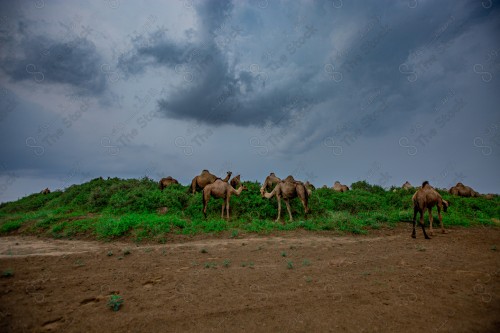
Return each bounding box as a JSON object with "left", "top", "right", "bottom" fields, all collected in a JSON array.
[{"left": 0, "top": 177, "right": 498, "bottom": 242}]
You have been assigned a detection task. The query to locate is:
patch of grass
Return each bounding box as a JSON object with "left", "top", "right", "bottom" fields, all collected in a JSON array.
[
  {"left": 416, "top": 245, "right": 426, "bottom": 252},
  {"left": 490, "top": 245, "right": 497, "bottom": 251},
  {"left": 107, "top": 251, "right": 113, "bottom": 257},
  {"left": 223, "top": 259, "right": 231, "bottom": 268},
  {"left": 0, "top": 221, "right": 22, "bottom": 233},
  {"left": 204, "top": 262, "right": 217, "bottom": 269},
  {"left": 1, "top": 269, "right": 14, "bottom": 277},
  {"left": 287, "top": 260, "right": 294, "bottom": 269},
  {"left": 123, "top": 248, "right": 131, "bottom": 255},
  {"left": 200, "top": 248, "right": 208, "bottom": 254},
  {"left": 281, "top": 251, "right": 287, "bottom": 257},
  {"left": 107, "top": 294, "right": 124, "bottom": 311},
  {"left": 0, "top": 178, "right": 498, "bottom": 240},
  {"left": 302, "top": 259, "right": 311, "bottom": 267},
  {"left": 74, "top": 259, "right": 85, "bottom": 267}
]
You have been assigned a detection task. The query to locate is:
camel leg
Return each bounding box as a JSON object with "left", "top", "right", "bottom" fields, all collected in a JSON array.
[
  {"left": 412, "top": 206, "right": 418, "bottom": 238},
  {"left": 221, "top": 201, "right": 225, "bottom": 219},
  {"left": 428, "top": 208, "right": 434, "bottom": 236},
  {"left": 420, "top": 209, "right": 430, "bottom": 239},
  {"left": 276, "top": 197, "right": 282, "bottom": 222},
  {"left": 226, "top": 197, "right": 230, "bottom": 220},
  {"left": 438, "top": 207, "right": 446, "bottom": 234},
  {"left": 203, "top": 194, "right": 209, "bottom": 219},
  {"left": 284, "top": 199, "right": 293, "bottom": 222}
]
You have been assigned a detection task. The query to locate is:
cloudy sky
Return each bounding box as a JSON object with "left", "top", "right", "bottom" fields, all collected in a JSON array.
[{"left": 1, "top": 0, "right": 499, "bottom": 202}]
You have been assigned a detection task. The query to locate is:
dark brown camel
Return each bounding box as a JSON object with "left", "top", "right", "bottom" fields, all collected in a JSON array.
[
  {"left": 230, "top": 175, "right": 241, "bottom": 189},
  {"left": 412, "top": 181, "right": 449, "bottom": 239},
  {"left": 158, "top": 176, "right": 179, "bottom": 191},
  {"left": 263, "top": 180, "right": 309, "bottom": 222}
]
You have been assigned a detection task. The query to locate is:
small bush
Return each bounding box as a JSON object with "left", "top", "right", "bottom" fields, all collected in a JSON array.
[{"left": 107, "top": 294, "right": 124, "bottom": 311}]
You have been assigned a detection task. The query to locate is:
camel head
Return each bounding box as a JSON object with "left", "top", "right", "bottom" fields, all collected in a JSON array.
[
  {"left": 422, "top": 181, "right": 430, "bottom": 188},
  {"left": 442, "top": 199, "right": 449, "bottom": 212},
  {"left": 226, "top": 171, "right": 232, "bottom": 176}
]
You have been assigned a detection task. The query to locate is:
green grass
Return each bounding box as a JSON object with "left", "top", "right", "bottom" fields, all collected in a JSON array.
[
  {"left": 107, "top": 294, "right": 124, "bottom": 311},
  {"left": 0, "top": 177, "right": 498, "bottom": 241}
]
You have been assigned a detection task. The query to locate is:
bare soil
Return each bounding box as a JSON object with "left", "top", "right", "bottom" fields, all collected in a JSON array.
[{"left": 0, "top": 224, "right": 499, "bottom": 333}]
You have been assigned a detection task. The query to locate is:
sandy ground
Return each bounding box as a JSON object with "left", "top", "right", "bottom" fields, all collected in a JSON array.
[{"left": 0, "top": 224, "right": 499, "bottom": 333}]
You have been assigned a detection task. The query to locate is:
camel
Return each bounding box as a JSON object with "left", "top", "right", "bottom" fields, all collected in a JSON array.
[
  {"left": 190, "top": 170, "right": 231, "bottom": 194},
  {"left": 333, "top": 181, "right": 349, "bottom": 192},
  {"left": 449, "top": 182, "right": 480, "bottom": 197},
  {"left": 41, "top": 188, "right": 50, "bottom": 195},
  {"left": 412, "top": 181, "right": 449, "bottom": 239},
  {"left": 304, "top": 181, "right": 315, "bottom": 196},
  {"left": 230, "top": 175, "right": 241, "bottom": 189},
  {"left": 158, "top": 176, "right": 179, "bottom": 190},
  {"left": 402, "top": 181, "right": 413, "bottom": 190},
  {"left": 260, "top": 172, "right": 282, "bottom": 195},
  {"left": 262, "top": 180, "right": 309, "bottom": 222},
  {"left": 202, "top": 179, "right": 247, "bottom": 219}
]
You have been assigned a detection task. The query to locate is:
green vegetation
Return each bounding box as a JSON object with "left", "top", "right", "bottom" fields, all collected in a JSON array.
[
  {"left": 107, "top": 294, "right": 124, "bottom": 311},
  {"left": 0, "top": 177, "right": 498, "bottom": 241},
  {"left": 1, "top": 269, "right": 14, "bottom": 277}
]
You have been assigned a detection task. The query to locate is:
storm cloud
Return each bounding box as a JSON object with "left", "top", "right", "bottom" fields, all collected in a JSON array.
[{"left": 0, "top": 0, "right": 499, "bottom": 202}]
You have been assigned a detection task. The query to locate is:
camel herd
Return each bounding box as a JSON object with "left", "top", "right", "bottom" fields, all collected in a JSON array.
[
  {"left": 36, "top": 170, "right": 493, "bottom": 240},
  {"left": 154, "top": 170, "right": 495, "bottom": 240}
]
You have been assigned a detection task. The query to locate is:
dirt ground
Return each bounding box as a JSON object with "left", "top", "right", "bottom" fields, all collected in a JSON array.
[{"left": 0, "top": 224, "right": 499, "bottom": 333}]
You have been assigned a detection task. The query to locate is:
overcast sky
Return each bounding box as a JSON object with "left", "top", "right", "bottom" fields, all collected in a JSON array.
[{"left": 1, "top": 0, "right": 499, "bottom": 203}]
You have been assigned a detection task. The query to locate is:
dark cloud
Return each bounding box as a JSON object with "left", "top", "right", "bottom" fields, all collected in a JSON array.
[{"left": 1, "top": 35, "right": 106, "bottom": 95}]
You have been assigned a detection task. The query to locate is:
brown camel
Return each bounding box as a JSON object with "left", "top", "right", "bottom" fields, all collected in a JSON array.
[
  {"left": 41, "top": 188, "right": 50, "bottom": 195},
  {"left": 202, "top": 179, "right": 247, "bottom": 219},
  {"left": 412, "top": 181, "right": 449, "bottom": 239},
  {"left": 190, "top": 170, "right": 231, "bottom": 194},
  {"left": 333, "top": 181, "right": 349, "bottom": 192},
  {"left": 260, "top": 172, "right": 282, "bottom": 195},
  {"left": 263, "top": 180, "right": 309, "bottom": 222},
  {"left": 230, "top": 174, "right": 241, "bottom": 189},
  {"left": 449, "top": 182, "right": 480, "bottom": 197},
  {"left": 402, "top": 181, "right": 413, "bottom": 190},
  {"left": 158, "top": 176, "right": 179, "bottom": 191}
]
